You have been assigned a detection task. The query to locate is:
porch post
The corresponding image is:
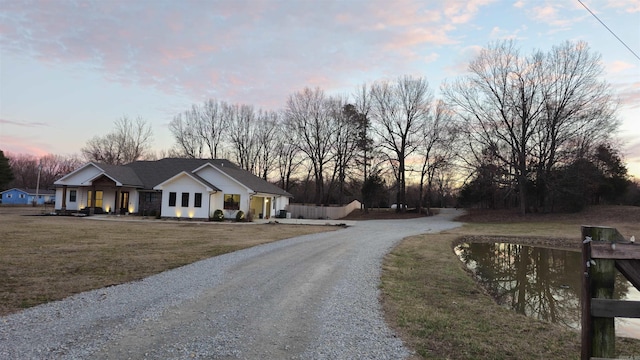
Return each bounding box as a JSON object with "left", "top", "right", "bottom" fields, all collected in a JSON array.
[
  {"left": 89, "top": 185, "right": 95, "bottom": 215},
  {"left": 115, "top": 188, "right": 120, "bottom": 215},
  {"left": 262, "top": 197, "right": 267, "bottom": 219},
  {"left": 61, "top": 185, "right": 67, "bottom": 211}
]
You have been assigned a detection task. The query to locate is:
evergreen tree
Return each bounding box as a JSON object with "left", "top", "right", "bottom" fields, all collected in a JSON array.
[{"left": 0, "top": 150, "right": 15, "bottom": 190}]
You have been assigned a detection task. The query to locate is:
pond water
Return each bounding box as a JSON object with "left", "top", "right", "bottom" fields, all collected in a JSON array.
[{"left": 454, "top": 242, "right": 640, "bottom": 339}]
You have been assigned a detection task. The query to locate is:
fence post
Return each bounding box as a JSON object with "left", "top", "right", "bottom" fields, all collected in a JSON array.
[{"left": 581, "top": 226, "right": 622, "bottom": 360}]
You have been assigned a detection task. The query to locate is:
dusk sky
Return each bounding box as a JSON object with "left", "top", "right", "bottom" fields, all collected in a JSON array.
[{"left": 1, "top": 0, "right": 639, "bottom": 177}]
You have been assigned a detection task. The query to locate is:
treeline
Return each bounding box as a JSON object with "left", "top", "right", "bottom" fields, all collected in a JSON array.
[
  {"left": 1, "top": 40, "right": 638, "bottom": 213},
  {"left": 0, "top": 150, "right": 83, "bottom": 192}
]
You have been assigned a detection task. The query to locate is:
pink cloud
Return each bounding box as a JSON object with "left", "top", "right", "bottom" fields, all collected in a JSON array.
[
  {"left": 519, "top": 1, "right": 587, "bottom": 32},
  {"left": 614, "top": 81, "right": 640, "bottom": 109},
  {"left": 0, "top": 135, "right": 52, "bottom": 157},
  {"left": 605, "top": 0, "right": 640, "bottom": 13},
  {"left": 443, "top": 0, "right": 498, "bottom": 24},
  {"left": 5, "top": 0, "right": 456, "bottom": 108},
  {"left": 609, "top": 61, "right": 636, "bottom": 73}
]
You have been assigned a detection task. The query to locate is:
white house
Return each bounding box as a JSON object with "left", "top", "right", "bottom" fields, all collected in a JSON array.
[{"left": 53, "top": 158, "right": 291, "bottom": 220}]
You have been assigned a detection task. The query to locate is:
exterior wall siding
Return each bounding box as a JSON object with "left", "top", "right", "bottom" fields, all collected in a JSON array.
[
  {"left": 195, "top": 166, "right": 251, "bottom": 219},
  {"left": 0, "top": 189, "right": 55, "bottom": 205},
  {"left": 159, "top": 175, "right": 216, "bottom": 219}
]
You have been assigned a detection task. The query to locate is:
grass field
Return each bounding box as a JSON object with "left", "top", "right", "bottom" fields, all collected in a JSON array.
[
  {"left": 3, "top": 204, "right": 639, "bottom": 359},
  {"left": 381, "top": 205, "right": 640, "bottom": 359},
  {"left": 0, "top": 205, "right": 336, "bottom": 315}
]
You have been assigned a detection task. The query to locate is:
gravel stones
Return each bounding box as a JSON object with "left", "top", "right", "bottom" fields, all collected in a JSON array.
[{"left": 0, "top": 210, "right": 463, "bottom": 359}]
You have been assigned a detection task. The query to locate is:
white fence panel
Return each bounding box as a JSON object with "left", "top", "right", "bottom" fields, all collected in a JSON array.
[{"left": 286, "top": 200, "right": 361, "bottom": 220}]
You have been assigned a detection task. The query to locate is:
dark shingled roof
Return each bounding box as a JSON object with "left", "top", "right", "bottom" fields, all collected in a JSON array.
[
  {"left": 110, "top": 158, "right": 291, "bottom": 197},
  {"left": 96, "top": 163, "right": 144, "bottom": 187}
]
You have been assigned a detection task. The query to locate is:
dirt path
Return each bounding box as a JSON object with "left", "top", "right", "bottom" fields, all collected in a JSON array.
[{"left": 0, "top": 209, "right": 464, "bottom": 359}]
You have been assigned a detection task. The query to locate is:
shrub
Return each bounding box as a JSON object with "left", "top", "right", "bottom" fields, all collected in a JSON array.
[
  {"left": 211, "top": 209, "right": 224, "bottom": 222},
  {"left": 235, "top": 210, "right": 245, "bottom": 222}
]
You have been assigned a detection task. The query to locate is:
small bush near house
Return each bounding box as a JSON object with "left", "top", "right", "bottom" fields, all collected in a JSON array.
[
  {"left": 211, "top": 209, "right": 224, "bottom": 222},
  {"left": 235, "top": 210, "right": 245, "bottom": 222}
]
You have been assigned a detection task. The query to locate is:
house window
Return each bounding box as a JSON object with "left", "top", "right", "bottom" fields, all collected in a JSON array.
[
  {"left": 19, "top": 194, "right": 25, "bottom": 199},
  {"left": 224, "top": 194, "right": 240, "bottom": 210},
  {"left": 169, "top": 192, "right": 176, "bottom": 207},
  {"left": 194, "top": 193, "right": 202, "bottom": 208},
  {"left": 69, "top": 190, "right": 77, "bottom": 202},
  {"left": 144, "top": 192, "right": 158, "bottom": 202},
  {"left": 181, "top": 192, "right": 189, "bottom": 207},
  {"left": 88, "top": 190, "right": 103, "bottom": 207}
]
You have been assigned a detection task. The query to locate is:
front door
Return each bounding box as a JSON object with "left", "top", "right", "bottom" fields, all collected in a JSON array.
[{"left": 120, "top": 191, "right": 129, "bottom": 214}]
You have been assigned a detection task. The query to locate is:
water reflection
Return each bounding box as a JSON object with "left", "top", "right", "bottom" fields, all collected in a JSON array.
[{"left": 455, "top": 243, "right": 638, "bottom": 338}]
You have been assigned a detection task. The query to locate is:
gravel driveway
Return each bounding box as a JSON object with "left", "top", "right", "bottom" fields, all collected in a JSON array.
[{"left": 0, "top": 209, "right": 463, "bottom": 359}]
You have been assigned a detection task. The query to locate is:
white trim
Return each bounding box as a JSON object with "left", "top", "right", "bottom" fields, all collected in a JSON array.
[
  {"left": 81, "top": 172, "right": 123, "bottom": 186},
  {"left": 193, "top": 163, "right": 253, "bottom": 193},
  {"left": 153, "top": 171, "right": 217, "bottom": 192},
  {"left": 54, "top": 162, "right": 103, "bottom": 185}
]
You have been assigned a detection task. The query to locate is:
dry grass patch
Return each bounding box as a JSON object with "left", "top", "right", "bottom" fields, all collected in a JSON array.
[
  {"left": 0, "top": 208, "right": 336, "bottom": 315},
  {"left": 382, "top": 206, "right": 640, "bottom": 360}
]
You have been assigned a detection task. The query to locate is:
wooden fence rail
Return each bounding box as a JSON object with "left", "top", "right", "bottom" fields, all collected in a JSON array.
[{"left": 581, "top": 226, "right": 640, "bottom": 360}]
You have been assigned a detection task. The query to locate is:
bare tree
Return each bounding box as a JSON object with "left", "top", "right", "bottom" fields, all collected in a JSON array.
[
  {"left": 443, "top": 41, "right": 545, "bottom": 215},
  {"left": 286, "top": 87, "right": 336, "bottom": 205},
  {"left": 255, "top": 110, "right": 280, "bottom": 180},
  {"left": 8, "top": 153, "right": 82, "bottom": 189},
  {"left": 38, "top": 154, "right": 84, "bottom": 187},
  {"left": 444, "top": 40, "right": 619, "bottom": 214},
  {"left": 7, "top": 153, "right": 39, "bottom": 189},
  {"left": 168, "top": 99, "right": 229, "bottom": 159},
  {"left": 533, "top": 41, "right": 618, "bottom": 211},
  {"left": 275, "top": 118, "right": 303, "bottom": 192},
  {"left": 370, "top": 76, "right": 433, "bottom": 212},
  {"left": 225, "top": 102, "right": 261, "bottom": 173},
  {"left": 328, "top": 100, "right": 361, "bottom": 205},
  {"left": 417, "top": 100, "right": 457, "bottom": 214},
  {"left": 199, "top": 99, "right": 228, "bottom": 159},
  {"left": 169, "top": 106, "right": 205, "bottom": 158},
  {"left": 83, "top": 116, "right": 153, "bottom": 165}
]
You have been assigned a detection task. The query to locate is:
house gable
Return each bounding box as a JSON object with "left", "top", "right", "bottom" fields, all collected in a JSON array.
[
  {"left": 193, "top": 162, "right": 291, "bottom": 197},
  {"left": 153, "top": 171, "right": 220, "bottom": 192},
  {"left": 193, "top": 163, "right": 252, "bottom": 194},
  {"left": 54, "top": 163, "right": 104, "bottom": 186}
]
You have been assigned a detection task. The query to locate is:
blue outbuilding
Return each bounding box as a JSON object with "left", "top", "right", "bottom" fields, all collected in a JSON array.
[{"left": 0, "top": 188, "right": 56, "bottom": 205}]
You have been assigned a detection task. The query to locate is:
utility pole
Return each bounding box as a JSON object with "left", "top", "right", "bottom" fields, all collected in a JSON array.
[{"left": 34, "top": 160, "right": 41, "bottom": 207}]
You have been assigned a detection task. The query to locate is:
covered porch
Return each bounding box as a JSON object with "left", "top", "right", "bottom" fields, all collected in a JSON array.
[
  {"left": 250, "top": 193, "right": 274, "bottom": 219},
  {"left": 58, "top": 175, "right": 140, "bottom": 215}
]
